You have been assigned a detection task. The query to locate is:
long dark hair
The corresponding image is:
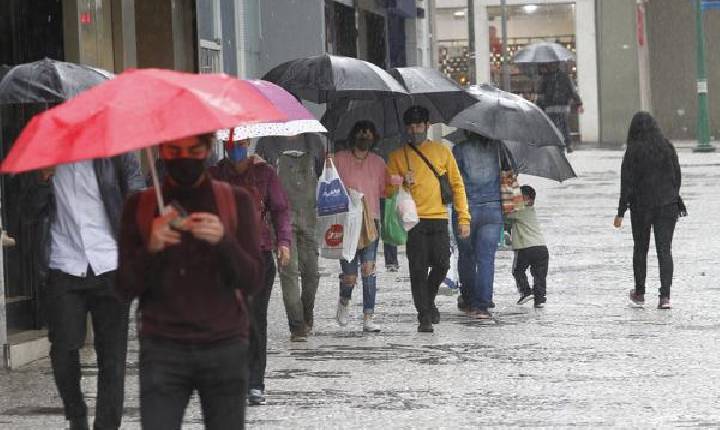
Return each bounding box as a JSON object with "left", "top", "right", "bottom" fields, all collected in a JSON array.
[{"left": 625, "top": 111, "right": 673, "bottom": 167}]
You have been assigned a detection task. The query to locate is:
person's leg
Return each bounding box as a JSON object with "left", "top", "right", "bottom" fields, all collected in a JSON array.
[
  {"left": 407, "top": 221, "right": 432, "bottom": 323},
  {"left": 87, "top": 276, "right": 130, "bottom": 430},
  {"left": 359, "top": 238, "right": 379, "bottom": 315},
  {"left": 337, "top": 253, "right": 359, "bottom": 326},
  {"left": 653, "top": 209, "right": 677, "bottom": 299},
  {"left": 278, "top": 228, "right": 304, "bottom": 333},
  {"left": 560, "top": 112, "right": 573, "bottom": 152},
  {"left": 454, "top": 214, "right": 475, "bottom": 309},
  {"left": 427, "top": 221, "right": 451, "bottom": 321},
  {"left": 380, "top": 198, "right": 399, "bottom": 268},
  {"left": 529, "top": 246, "right": 550, "bottom": 301},
  {"left": 139, "top": 338, "right": 194, "bottom": 430},
  {"left": 46, "top": 271, "right": 90, "bottom": 427},
  {"left": 472, "top": 206, "right": 503, "bottom": 310},
  {"left": 630, "top": 210, "right": 652, "bottom": 295},
  {"left": 248, "top": 252, "right": 276, "bottom": 393},
  {"left": 512, "top": 250, "right": 532, "bottom": 295},
  {"left": 197, "top": 341, "right": 249, "bottom": 430},
  {"left": 297, "top": 224, "right": 320, "bottom": 330}
]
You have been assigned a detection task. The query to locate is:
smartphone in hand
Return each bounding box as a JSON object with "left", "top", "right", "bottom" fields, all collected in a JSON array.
[{"left": 168, "top": 201, "right": 189, "bottom": 230}]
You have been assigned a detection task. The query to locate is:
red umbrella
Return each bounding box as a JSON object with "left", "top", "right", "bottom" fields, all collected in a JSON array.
[{"left": 0, "top": 68, "right": 290, "bottom": 174}]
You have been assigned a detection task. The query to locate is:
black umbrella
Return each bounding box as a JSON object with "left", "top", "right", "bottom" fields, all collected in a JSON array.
[
  {"left": 444, "top": 130, "right": 576, "bottom": 182},
  {"left": 0, "top": 58, "right": 113, "bottom": 104},
  {"left": 262, "top": 54, "right": 406, "bottom": 104},
  {"left": 448, "top": 83, "right": 564, "bottom": 147},
  {"left": 512, "top": 42, "right": 575, "bottom": 64}
]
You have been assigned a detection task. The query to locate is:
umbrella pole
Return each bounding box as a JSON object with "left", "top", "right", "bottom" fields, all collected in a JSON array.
[{"left": 144, "top": 147, "right": 166, "bottom": 212}]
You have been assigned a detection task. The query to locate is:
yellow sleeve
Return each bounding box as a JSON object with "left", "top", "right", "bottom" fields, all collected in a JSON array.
[
  {"left": 385, "top": 149, "right": 403, "bottom": 197},
  {"left": 446, "top": 146, "right": 471, "bottom": 225}
]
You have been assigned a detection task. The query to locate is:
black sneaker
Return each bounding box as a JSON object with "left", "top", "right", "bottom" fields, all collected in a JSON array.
[
  {"left": 534, "top": 297, "right": 546, "bottom": 308},
  {"left": 517, "top": 291, "right": 534, "bottom": 305},
  {"left": 248, "top": 389, "right": 266, "bottom": 406},
  {"left": 457, "top": 295, "right": 470, "bottom": 312},
  {"left": 431, "top": 307, "right": 440, "bottom": 324},
  {"left": 629, "top": 289, "right": 645, "bottom": 307},
  {"left": 658, "top": 296, "right": 671, "bottom": 309},
  {"left": 417, "top": 320, "right": 434, "bottom": 333}
]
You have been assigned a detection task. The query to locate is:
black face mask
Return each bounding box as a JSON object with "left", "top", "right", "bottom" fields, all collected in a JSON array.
[{"left": 164, "top": 158, "right": 206, "bottom": 187}]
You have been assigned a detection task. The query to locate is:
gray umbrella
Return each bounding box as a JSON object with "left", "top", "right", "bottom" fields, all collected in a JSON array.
[
  {"left": 322, "top": 67, "right": 478, "bottom": 142},
  {"left": 448, "top": 83, "right": 564, "bottom": 147},
  {"left": 444, "top": 130, "right": 576, "bottom": 182},
  {"left": 262, "top": 54, "right": 407, "bottom": 104},
  {"left": 512, "top": 42, "right": 576, "bottom": 64},
  {"left": 0, "top": 58, "right": 113, "bottom": 104}
]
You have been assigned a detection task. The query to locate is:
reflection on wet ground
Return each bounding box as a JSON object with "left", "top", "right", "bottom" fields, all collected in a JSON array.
[{"left": 2, "top": 150, "right": 720, "bottom": 428}]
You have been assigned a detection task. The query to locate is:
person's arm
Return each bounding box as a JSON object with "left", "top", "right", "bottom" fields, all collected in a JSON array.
[
  {"left": 115, "top": 193, "right": 157, "bottom": 302},
  {"left": 119, "top": 151, "right": 146, "bottom": 194},
  {"left": 385, "top": 150, "right": 402, "bottom": 197},
  {"left": 446, "top": 148, "right": 470, "bottom": 226},
  {"left": 216, "top": 188, "right": 264, "bottom": 297},
  {"left": 617, "top": 150, "right": 633, "bottom": 218},
  {"left": 669, "top": 142, "right": 681, "bottom": 194},
  {"left": 267, "top": 169, "right": 292, "bottom": 249}
]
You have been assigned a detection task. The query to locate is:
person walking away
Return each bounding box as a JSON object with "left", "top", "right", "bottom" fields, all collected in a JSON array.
[
  {"left": 386, "top": 106, "right": 471, "bottom": 333},
  {"left": 506, "top": 185, "right": 549, "bottom": 308},
  {"left": 22, "top": 152, "right": 143, "bottom": 430},
  {"left": 614, "top": 111, "right": 682, "bottom": 309},
  {"left": 209, "top": 138, "right": 291, "bottom": 406},
  {"left": 332, "top": 121, "right": 394, "bottom": 332},
  {"left": 536, "top": 63, "right": 583, "bottom": 153},
  {"left": 452, "top": 132, "right": 509, "bottom": 319},
  {"left": 116, "top": 134, "right": 263, "bottom": 429},
  {"left": 255, "top": 133, "right": 325, "bottom": 341}
]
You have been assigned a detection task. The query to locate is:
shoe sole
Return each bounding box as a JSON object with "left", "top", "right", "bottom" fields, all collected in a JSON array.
[
  {"left": 248, "top": 399, "right": 266, "bottom": 406},
  {"left": 517, "top": 295, "right": 534, "bottom": 305},
  {"left": 363, "top": 328, "right": 381, "bottom": 333}
]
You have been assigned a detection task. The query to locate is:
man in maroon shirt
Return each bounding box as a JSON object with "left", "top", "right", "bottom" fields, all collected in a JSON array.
[
  {"left": 209, "top": 138, "right": 292, "bottom": 406},
  {"left": 116, "top": 134, "right": 263, "bottom": 430}
]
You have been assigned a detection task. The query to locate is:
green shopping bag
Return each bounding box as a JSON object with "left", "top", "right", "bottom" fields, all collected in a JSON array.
[{"left": 381, "top": 193, "right": 407, "bottom": 246}]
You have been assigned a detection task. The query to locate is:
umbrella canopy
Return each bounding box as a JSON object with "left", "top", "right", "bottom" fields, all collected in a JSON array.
[
  {"left": 448, "top": 83, "right": 564, "bottom": 147},
  {"left": 262, "top": 54, "right": 406, "bottom": 103},
  {"left": 0, "top": 68, "right": 292, "bottom": 174},
  {"left": 389, "top": 67, "right": 478, "bottom": 123},
  {"left": 512, "top": 42, "right": 576, "bottom": 64},
  {"left": 444, "top": 131, "right": 576, "bottom": 182},
  {"left": 0, "top": 58, "right": 113, "bottom": 104},
  {"left": 215, "top": 80, "right": 326, "bottom": 141},
  {"left": 321, "top": 97, "right": 402, "bottom": 143}
]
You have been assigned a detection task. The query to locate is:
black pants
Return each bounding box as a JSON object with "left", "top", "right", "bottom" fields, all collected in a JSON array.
[
  {"left": 46, "top": 269, "right": 129, "bottom": 429},
  {"left": 547, "top": 111, "right": 572, "bottom": 151},
  {"left": 631, "top": 204, "right": 678, "bottom": 298},
  {"left": 406, "top": 219, "right": 451, "bottom": 323},
  {"left": 140, "top": 337, "right": 249, "bottom": 430},
  {"left": 512, "top": 246, "right": 549, "bottom": 299},
  {"left": 248, "top": 251, "right": 276, "bottom": 391}
]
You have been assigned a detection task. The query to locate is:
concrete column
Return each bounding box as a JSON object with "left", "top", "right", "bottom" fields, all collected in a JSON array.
[
  {"left": 111, "top": 0, "right": 136, "bottom": 71},
  {"left": 575, "top": 0, "right": 599, "bottom": 142},
  {"left": 135, "top": 0, "right": 195, "bottom": 71}
]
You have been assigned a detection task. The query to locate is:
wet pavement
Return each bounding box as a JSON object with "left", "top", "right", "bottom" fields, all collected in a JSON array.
[{"left": 2, "top": 147, "right": 720, "bottom": 429}]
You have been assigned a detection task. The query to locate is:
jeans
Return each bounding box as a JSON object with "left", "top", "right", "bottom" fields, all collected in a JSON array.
[
  {"left": 379, "top": 198, "right": 399, "bottom": 266},
  {"left": 407, "top": 219, "right": 451, "bottom": 323},
  {"left": 631, "top": 204, "right": 678, "bottom": 298},
  {"left": 248, "top": 251, "right": 275, "bottom": 391},
  {"left": 46, "top": 269, "right": 129, "bottom": 429},
  {"left": 339, "top": 237, "right": 379, "bottom": 313},
  {"left": 454, "top": 203, "right": 503, "bottom": 310},
  {"left": 139, "top": 337, "right": 248, "bottom": 430},
  {"left": 513, "top": 246, "right": 550, "bottom": 299},
  {"left": 278, "top": 224, "right": 320, "bottom": 332}
]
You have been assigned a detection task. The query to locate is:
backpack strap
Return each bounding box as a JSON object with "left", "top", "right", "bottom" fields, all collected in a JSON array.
[
  {"left": 211, "top": 180, "right": 238, "bottom": 237},
  {"left": 136, "top": 188, "right": 159, "bottom": 245}
]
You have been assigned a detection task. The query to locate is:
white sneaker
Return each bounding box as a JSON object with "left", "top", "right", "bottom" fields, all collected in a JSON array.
[
  {"left": 336, "top": 298, "right": 350, "bottom": 326},
  {"left": 363, "top": 313, "right": 381, "bottom": 332}
]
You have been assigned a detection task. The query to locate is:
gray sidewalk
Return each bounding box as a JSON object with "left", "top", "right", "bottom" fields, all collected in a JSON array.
[{"left": 2, "top": 149, "right": 720, "bottom": 429}]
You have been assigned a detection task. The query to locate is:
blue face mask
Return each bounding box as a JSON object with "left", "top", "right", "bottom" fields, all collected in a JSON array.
[{"left": 227, "top": 145, "right": 248, "bottom": 162}]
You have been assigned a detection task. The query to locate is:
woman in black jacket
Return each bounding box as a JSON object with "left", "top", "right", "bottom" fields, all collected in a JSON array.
[{"left": 613, "top": 112, "right": 682, "bottom": 309}]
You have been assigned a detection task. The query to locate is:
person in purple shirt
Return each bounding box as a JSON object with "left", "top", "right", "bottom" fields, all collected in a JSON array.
[{"left": 209, "top": 138, "right": 292, "bottom": 406}]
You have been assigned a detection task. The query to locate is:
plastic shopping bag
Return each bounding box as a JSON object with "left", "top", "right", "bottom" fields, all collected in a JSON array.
[
  {"left": 395, "top": 187, "right": 419, "bottom": 231},
  {"left": 342, "top": 189, "right": 364, "bottom": 261},
  {"left": 381, "top": 193, "right": 407, "bottom": 246},
  {"left": 317, "top": 159, "right": 350, "bottom": 216},
  {"left": 317, "top": 212, "right": 347, "bottom": 259}
]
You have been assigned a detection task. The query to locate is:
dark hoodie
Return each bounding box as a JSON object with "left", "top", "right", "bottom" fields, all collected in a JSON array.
[{"left": 617, "top": 112, "right": 681, "bottom": 217}]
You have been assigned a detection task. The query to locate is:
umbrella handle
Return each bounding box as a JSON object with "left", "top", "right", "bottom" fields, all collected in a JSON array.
[{"left": 144, "top": 147, "right": 166, "bottom": 213}]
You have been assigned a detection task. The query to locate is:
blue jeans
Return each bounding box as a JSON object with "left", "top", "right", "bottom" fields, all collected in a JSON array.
[
  {"left": 339, "top": 238, "right": 379, "bottom": 314},
  {"left": 454, "top": 203, "right": 503, "bottom": 310}
]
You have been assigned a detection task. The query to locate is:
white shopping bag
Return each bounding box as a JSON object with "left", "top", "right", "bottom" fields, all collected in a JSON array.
[
  {"left": 396, "top": 187, "right": 419, "bottom": 231},
  {"left": 342, "top": 189, "right": 364, "bottom": 261},
  {"left": 317, "top": 189, "right": 363, "bottom": 260}
]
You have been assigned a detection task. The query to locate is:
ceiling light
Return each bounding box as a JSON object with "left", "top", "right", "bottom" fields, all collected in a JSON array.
[{"left": 523, "top": 4, "right": 538, "bottom": 13}]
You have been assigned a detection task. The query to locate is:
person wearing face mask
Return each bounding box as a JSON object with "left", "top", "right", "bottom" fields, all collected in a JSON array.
[
  {"left": 208, "top": 138, "right": 292, "bottom": 406},
  {"left": 116, "top": 134, "right": 263, "bottom": 429},
  {"left": 331, "top": 121, "right": 395, "bottom": 332},
  {"left": 386, "top": 106, "right": 471, "bottom": 333}
]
